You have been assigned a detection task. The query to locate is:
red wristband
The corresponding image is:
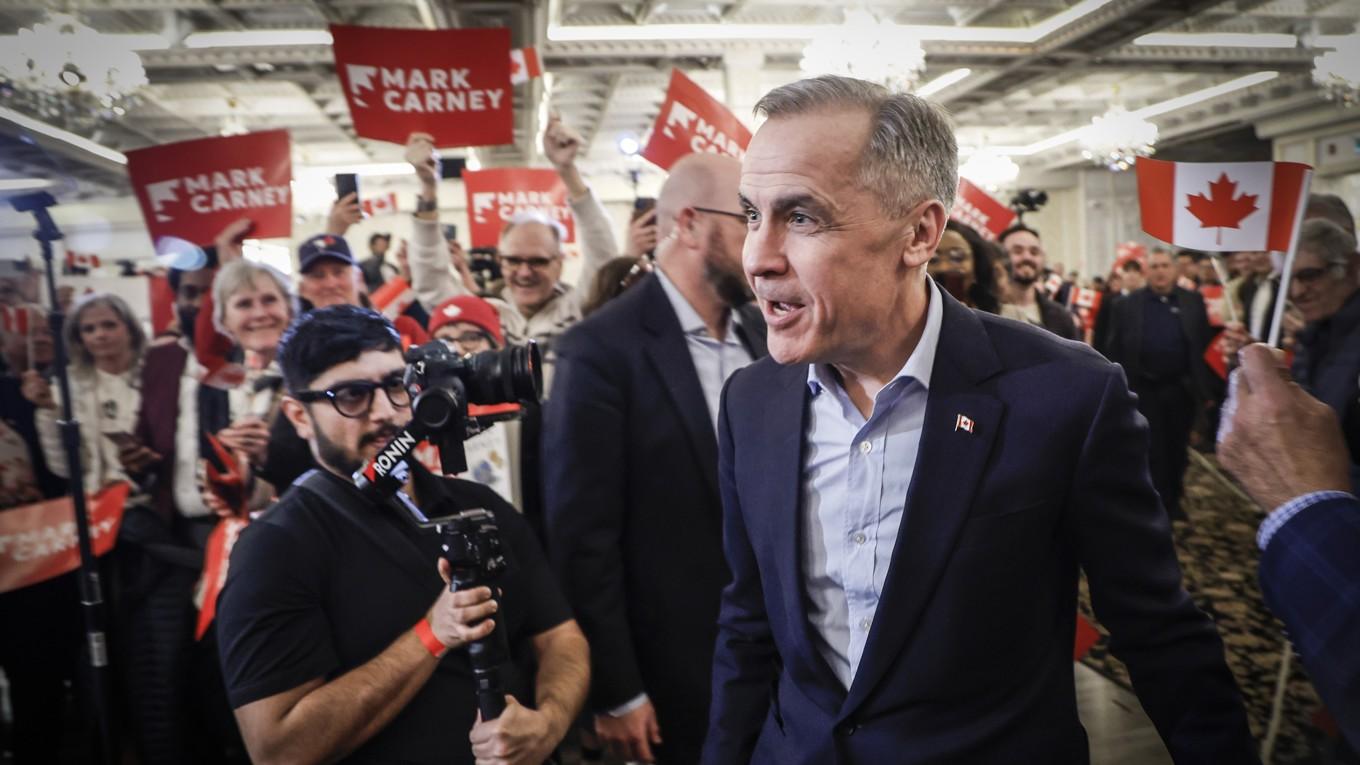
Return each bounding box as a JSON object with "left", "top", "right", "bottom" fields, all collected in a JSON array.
[{"left": 414, "top": 617, "right": 447, "bottom": 658}]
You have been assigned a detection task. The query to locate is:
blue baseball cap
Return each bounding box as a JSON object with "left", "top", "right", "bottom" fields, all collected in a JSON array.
[{"left": 298, "top": 234, "right": 355, "bottom": 273}]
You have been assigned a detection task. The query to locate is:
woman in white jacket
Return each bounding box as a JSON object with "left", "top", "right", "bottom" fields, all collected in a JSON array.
[{"left": 23, "top": 292, "right": 146, "bottom": 492}]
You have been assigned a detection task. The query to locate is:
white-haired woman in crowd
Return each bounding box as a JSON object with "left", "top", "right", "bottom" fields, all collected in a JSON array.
[
  {"left": 119, "top": 258, "right": 294, "bottom": 765},
  {"left": 23, "top": 292, "right": 146, "bottom": 491}
]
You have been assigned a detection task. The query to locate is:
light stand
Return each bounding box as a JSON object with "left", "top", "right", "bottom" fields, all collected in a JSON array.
[{"left": 10, "top": 191, "right": 114, "bottom": 765}]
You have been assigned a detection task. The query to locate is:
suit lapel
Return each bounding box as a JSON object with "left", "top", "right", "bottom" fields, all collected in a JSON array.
[
  {"left": 840, "top": 296, "right": 1003, "bottom": 717},
  {"left": 638, "top": 276, "right": 722, "bottom": 500},
  {"left": 753, "top": 362, "right": 847, "bottom": 714}
]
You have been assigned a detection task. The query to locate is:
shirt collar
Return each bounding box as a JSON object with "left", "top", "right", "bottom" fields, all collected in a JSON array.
[
  {"left": 655, "top": 266, "right": 739, "bottom": 340},
  {"left": 807, "top": 277, "right": 945, "bottom": 397}
]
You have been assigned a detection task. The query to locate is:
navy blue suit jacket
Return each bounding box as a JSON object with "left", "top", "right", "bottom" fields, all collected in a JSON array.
[
  {"left": 1259, "top": 496, "right": 1360, "bottom": 748},
  {"left": 704, "top": 289, "right": 1256, "bottom": 764}
]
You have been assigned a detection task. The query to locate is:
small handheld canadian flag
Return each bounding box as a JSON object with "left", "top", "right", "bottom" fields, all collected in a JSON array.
[
  {"left": 1136, "top": 158, "right": 1312, "bottom": 251},
  {"left": 361, "top": 191, "right": 399, "bottom": 218},
  {"left": 1136, "top": 157, "right": 1314, "bottom": 346},
  {"left": 1043, "top": 273, "right": 1064, "bottom": 300},
  {"left": 65, "top": 251, "right": 100, "bottom": 273},
  {"left": 509, "top": 47, "right": 542, "bottom": 85}
]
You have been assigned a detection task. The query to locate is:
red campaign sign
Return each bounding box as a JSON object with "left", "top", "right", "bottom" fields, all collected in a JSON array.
[
  {"left": 126, "top": 130, "right": 292, "bottom": 247},
  {"left": 0, "top": 482, "right": 131, "bottom": 594},
  {"left": 331, "top": 24, "right": 513, "bottom": 148},
  {"left": 462, "top": 168, "right": 575, "bottom": 249},
  {"left": 641, "top": 69, "right": 752, "bottom": 171},
  {"left": 951, "top": 178, "right": 1017, "bottom": 241}
]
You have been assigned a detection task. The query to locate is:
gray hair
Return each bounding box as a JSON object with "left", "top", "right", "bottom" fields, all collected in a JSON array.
[
  {"left": 1297, "top": 218, "right": 1358, "bottom": 274},
  {"left": 753, "top": 75, "right": 958, "bottom": 216},
  {"left": 212, "top": 259, "right": 294, "bottom": 336},
  {"left": 499, "top": 211, "right": 567, "bottom": 254},
  {"left": 65, "top": 292, "right": 146, "bottom": 373},
  {"left": 1305, "top": 193, "right": 1356, "bottom": 240}
]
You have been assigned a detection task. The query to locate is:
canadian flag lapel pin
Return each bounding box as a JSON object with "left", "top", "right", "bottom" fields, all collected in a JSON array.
[{"left": 954, "top": 414, "right": 975, "bottom": 434}]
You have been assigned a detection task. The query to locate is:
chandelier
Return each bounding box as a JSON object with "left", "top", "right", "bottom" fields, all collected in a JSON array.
[
  {"left": 1078, "top": 105, "right": 1158, "bottom": 172},
  {"left": 800, "top": 7, "right": 926, "bottom": 93},
  {"left": 0, "top": 13, "right": 147, "bottom": 133},
  {"left": 959, "top": 147, "right": 1020, "bottom": 191},
  {"left": 1312, "top": 35, "right": 1360, "bottom": 106}
]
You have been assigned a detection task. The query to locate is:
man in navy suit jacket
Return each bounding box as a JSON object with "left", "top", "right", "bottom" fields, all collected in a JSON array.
[
  {"left": 704, "top": 75, "right": 1256, "bottom": 764},
  {"left": 1220, "top": 344, "right": 1359, "bottom": 748}
]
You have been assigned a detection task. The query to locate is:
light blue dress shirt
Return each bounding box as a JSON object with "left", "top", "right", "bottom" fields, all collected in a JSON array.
[
  {"left": 655, "top": 268, "right": 754, "bottom": 431},
  {"left": 802, "top": 278, "right": 944, "bottom": 689}
]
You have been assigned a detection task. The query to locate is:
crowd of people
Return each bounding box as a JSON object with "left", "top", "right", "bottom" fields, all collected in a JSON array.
[{"left": 0, "top": 73, "right": 1357, "bottom": 765}]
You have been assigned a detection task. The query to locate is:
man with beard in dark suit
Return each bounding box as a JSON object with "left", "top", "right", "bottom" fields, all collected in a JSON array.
[{"left": 545, "top": 152, "right": 766, "bottom": 763}]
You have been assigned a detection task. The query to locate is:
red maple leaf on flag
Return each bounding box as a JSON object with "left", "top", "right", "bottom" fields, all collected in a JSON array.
[{"left": 1185, "top": 173, "right": 1259, "bottom": 246}]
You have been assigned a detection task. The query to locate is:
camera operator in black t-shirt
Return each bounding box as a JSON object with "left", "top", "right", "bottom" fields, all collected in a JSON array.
[{"left": 215, "top": 305, "right": 588, "bottom": 765}]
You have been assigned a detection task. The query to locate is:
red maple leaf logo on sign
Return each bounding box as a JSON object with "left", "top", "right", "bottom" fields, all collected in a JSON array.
[{"left": 1185, "top": 173, "right": 1259, "bottom": 246}]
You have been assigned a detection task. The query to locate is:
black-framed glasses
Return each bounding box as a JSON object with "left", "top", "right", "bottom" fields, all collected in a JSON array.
[
  {"left": 448, "top": 331, "right": 495, "bottom": 349},
  {"left": 498, "top": 254, "right": 558, "bottom": 271},
  {"left": 292, "top": 373, "right": 411, "bottom": 418},
  {"left": 692, "top": 206, "right": 747, "bottom": 223}
]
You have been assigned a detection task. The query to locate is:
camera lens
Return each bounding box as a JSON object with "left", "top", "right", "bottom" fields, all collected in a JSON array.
[{"left": 464, "top": 341, "right": 542, "bottom": 405}]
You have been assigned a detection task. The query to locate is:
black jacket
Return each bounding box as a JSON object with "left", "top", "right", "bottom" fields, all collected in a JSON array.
[
  {"left": 1033, "top": 289, "right": 1081, "bottom": 341},
  {"left": 542, "top": 274, "right": 766, "bottom": 760},
  {"left": 1101, "top": 287, "right": 1216, "bottom": 399}
]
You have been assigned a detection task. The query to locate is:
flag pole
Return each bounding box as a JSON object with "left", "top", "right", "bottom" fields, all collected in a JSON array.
[
  {"left": 1265, "top": 168, "right": 1313, "bottom": 348},
  {"left": 1207, "top": 255, "right": 1240, "bottom": 325}
]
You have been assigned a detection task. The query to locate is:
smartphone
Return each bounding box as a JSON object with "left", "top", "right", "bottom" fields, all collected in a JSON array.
[
  {"left": 335, "top": 172, "right": 360, "bottom": 203},
  {"left": 442, "top": 224, "right": 459, "bottom": 242},
  {"left": 631, "top": 197, "right": 657, "bottom": 222}
]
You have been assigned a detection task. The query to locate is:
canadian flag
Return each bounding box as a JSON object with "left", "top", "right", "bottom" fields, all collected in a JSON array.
[
  {"left": 65, "top": 251, "right": 100, "bottom": 272},
  {"left": 1043, "top": 273, "right": 1064, "bottom": 299},
  {"left": 362, "top": 191, "right": 398, "bottom": 218},
  {"left": 1136, "top": 158, "right": 1313, "bottom": 251},
  {"left": 1069, "top": 287, "right": 1103, "bottom": 332},
  {"left": 509, "top": 47, "right": 542, "bottom": 85}
]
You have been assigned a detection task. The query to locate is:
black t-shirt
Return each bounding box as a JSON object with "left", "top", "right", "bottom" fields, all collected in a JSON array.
[{"left": 216, "top": 465, "right": 572, "bottom": 764}]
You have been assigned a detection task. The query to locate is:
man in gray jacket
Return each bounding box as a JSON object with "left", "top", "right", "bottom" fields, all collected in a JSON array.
[{"left": 406, "top": 118, "right": 620, "bottom": 385}]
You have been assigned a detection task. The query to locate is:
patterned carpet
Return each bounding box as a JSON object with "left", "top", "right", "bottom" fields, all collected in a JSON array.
[{"left": 1077, "top": 453, "right": 1338, "bottom": 764}]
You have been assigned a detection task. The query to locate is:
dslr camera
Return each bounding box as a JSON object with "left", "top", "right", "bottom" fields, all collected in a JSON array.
[{"left": 352, "top": 339, "right": 539, "bottom": 721}]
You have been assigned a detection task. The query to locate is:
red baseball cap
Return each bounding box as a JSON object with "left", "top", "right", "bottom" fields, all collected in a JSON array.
[{"left": 428, "top": 295, "right": 503, "bottom": 346}]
